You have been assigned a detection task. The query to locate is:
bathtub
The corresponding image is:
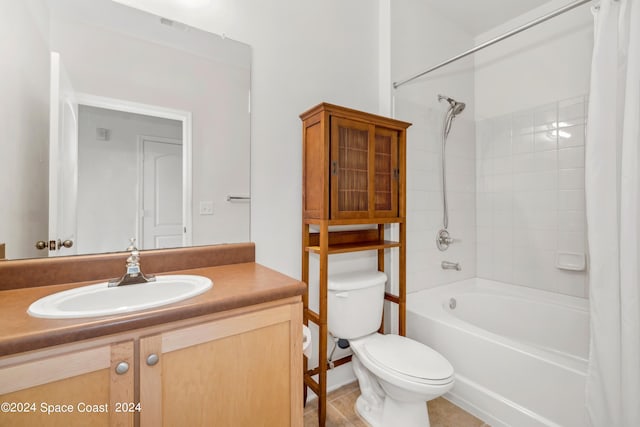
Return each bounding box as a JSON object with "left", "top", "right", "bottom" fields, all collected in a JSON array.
[{"left": 406, "top": 278, "right": 589, "bottom": 427}]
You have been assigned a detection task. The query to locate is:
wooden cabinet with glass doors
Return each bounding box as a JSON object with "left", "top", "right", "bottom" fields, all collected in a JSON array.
[
  {"left": 302, "top": 104, "right": 405, "bottom": 221},
  {"left": 300, "top": 103, "right": 410, "bottom": 426}
]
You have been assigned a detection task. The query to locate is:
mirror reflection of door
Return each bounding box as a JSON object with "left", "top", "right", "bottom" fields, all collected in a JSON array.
[
  {"left": 76, "top": 105, "right": 184, "bottom": 254},
  {"left": 48, "top": 52, "right": 78, "bottom": 257},
  {"left": 141, "top": 136, "right": 183, "bottom": 249}
]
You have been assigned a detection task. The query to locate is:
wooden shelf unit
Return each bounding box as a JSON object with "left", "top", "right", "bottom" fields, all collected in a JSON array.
[{"left": 300, "top": 103, "right": 410, "bottom": 426}]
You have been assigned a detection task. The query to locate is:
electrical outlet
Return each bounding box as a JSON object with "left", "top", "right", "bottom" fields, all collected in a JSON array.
[{"left": 199, "top": 201, "right": 214, "bottom": 215}]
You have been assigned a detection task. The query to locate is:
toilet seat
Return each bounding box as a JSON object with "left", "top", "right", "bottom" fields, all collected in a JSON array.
[{"left": 353, "top": 334, "right": 454, "bottom": 386}]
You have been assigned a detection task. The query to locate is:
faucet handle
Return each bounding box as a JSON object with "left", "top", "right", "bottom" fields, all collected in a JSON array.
[{"left": 126, "top": 238, "right": 138, "bottom": 252}]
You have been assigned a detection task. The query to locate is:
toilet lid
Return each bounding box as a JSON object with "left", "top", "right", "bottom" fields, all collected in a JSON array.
[{"left": 362, "top": 335, "right": 453, "bottom": 381}]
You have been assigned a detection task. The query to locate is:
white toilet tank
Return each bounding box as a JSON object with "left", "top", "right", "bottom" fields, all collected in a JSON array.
[{"left": 328, "top": 270, "right": 387, "bottom": 339}]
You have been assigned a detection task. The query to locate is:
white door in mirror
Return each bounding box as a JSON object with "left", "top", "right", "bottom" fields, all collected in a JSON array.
[{"left": 27, "top": 275, "right": 212, "bottom": 319}]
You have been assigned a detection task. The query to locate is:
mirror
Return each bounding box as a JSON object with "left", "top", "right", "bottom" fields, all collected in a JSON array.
[{"left": 1, "top": 0, "right": 251, "bottom": 260}]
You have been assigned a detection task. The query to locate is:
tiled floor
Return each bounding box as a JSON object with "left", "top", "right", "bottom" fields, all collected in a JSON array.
[{"left": 303, "top": 382, "right": 489, "bottom": 427}]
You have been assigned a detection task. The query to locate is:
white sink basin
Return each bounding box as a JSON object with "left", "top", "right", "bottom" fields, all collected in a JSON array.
[{"left": 28, "top": 275, "right": 213, "bottom": 319}]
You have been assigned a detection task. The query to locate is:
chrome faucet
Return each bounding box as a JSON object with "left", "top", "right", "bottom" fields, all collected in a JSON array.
[
  {"left": 108, "top": 238, "right": 156, "bottom": 287},
  {"left": 441, "top": 261, "right": 461, "bottom": 271}
]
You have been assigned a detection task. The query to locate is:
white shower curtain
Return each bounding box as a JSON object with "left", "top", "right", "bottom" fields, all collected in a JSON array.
[{"left": 585, "top": 0, "right": 640, "bottom": 426}]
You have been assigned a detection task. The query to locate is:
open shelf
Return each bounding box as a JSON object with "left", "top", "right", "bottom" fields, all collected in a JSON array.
[{"left": 306, "top": 240, "right": 400, "bottom": 255}]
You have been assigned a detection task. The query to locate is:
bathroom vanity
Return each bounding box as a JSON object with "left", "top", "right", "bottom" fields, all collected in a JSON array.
[{"left": 0, "top": 243, "right": 305, "bottom": 426}]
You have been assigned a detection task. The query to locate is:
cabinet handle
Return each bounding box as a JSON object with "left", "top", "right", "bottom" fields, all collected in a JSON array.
[
  {"left": 115, "top": 361, "right": 129, "bottom": 375},
  {"left": 331, "top": 161, "right": 337, "bottom": 176},
  {"left": 146, "top": 353, "right": 159, "bottom": 366}
]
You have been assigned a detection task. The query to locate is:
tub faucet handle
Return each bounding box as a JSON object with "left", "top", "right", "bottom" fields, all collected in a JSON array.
[{"left": 436, "top": 229, "right": 456, "bottom": 251}]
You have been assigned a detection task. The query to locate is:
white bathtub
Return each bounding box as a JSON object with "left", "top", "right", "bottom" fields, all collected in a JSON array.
[{"left": 406, "top": 278, "right": 589, "bottom": 427}]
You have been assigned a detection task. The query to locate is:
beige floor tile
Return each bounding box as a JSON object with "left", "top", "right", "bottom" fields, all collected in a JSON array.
[
  {"left": 327, "top": 381, "right": 360, "bottom": 402},
  {"left": 330, "top": 389, "right": 368, "bottom": 427},
  {"left": 304, "top": 382, "right": 486, "bottom": 427},
  {"left": 428, "top": 397, "right": 485, "bottom": 427},
  {"left": 303, "top": 402, "right": 352, "bottom": 427}
]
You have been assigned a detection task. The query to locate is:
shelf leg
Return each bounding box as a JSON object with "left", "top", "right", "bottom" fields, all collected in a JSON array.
[
  {"left": 302, "top": 223, "right": 310, "bottom": 409},
  {"left": 399, "top": 221, "right": 406, "bottom": 336},
  {"left": 318, "top": 220, "right": 329, "bottom": 426}
]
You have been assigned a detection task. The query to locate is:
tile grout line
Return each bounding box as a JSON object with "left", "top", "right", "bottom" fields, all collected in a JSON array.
[{"left": 328, "top": 401, "right": 353, "bottom": 426}]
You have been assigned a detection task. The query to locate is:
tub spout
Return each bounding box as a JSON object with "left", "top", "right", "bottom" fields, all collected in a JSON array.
[{"left": 441, "top": 261, "right": 461, "bottom": 271}]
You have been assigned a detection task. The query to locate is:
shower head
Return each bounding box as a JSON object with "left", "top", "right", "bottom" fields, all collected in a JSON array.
[{"left": 438, "top": 94, "right": 466, "bottom": 116}]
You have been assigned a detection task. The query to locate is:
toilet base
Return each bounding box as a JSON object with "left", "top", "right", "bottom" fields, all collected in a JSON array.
[
  {"left": 351, "top": 351, "right": 437, "bottom": 427},
  {"left": 355, "top": 395, "right": 382, "bottom": 427},
  {"left": 354, "top": 394, "right": 431, "bottom": 427},
  {"left": 382, "top": 395, "right": 430, "bottom": 427}
]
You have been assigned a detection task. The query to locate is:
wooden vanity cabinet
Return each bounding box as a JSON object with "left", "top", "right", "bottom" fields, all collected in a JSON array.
[
  {"left": 0, "top": 341, "right": 135, "bottom": 427},
  {"left": 0, "top": 300, "right": 302, "bottom": 427},
  {"left": 139, "top": 301, "right": 302, "bottom": 427},
  {"left": 301, "top": 103, "right": 409, "bottom": 221}
]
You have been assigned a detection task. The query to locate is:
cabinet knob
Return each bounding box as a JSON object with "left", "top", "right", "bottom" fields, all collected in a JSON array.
[
  {"left": 115, "top": 361, "right": 129, "bottom": 375},
  {"left": 58, "top": 239, "right": 74, "bottom": 249},
  {"left": 146, "top": 353, "right": 159, "bottom": 366}
]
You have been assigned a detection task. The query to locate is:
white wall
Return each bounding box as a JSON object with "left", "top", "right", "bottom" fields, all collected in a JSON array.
[
  {"left": 114, "top": 0, "right": 381, "bottom": 391},
  {"left": 474, "top": 0, "right": 592, "bottom": 297},
  {"left": 391, "top": 0, "right": 477, "bottom": 294},
  {"left": 0, "top": 0, "right": 50, "bottom": 259},
  {"left": 76, "top": 106, "right": 182, "bottom": 254}
]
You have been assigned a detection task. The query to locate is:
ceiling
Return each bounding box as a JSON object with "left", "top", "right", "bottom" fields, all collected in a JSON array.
[{"left": 424, "top": 0, "right": 547, "bottom": 37}]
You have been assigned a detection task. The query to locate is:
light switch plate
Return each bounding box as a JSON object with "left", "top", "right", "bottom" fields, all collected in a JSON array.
[{"left": 199, "top": 201, "right": 214, "bottom": 215}]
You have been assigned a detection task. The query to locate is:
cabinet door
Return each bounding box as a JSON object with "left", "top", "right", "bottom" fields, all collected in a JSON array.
[
  {"left": 330, "top": 117, "right": 399, "bottom": 219},
  {"left": 372, "top": 126, "right": 399, "bottom": 217},
  {"left": 330, "top": 116, "right": 375, "bottom": 219},
  {"left": 0, "top": 341, "right": 135, "bottom": 427},
  {"left": 140, "top": 302, "right": 302, "bottom": 427}
]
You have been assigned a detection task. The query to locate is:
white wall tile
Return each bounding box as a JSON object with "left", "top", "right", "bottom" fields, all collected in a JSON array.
[
  {"left": 558, "top": 146, "right": 585, "bottom": 168},
  {"left": 512, "top": 112, "right": 534, "bottom": 135},
  {"left": 558, "top": 231, "right": 586, "bottom": 253},
  {"left": 558, "top": 124, "right": 585, "bottom": 149},
  {"left": 558, "top": 96, "right": 586, "bottom": 126},
  {"left": 534, "top": 104, "right": 557, "bottom": 132},
  {"left": 493, "top": 156, "right": 513, "bottom": 175},
  {"left": 559, "top": 168, "right": 585, "bottom": 190},
  {"left": 512, "top": 132, "right": 534, "bottom": 154},
  {"left": 476, "top": 98, "right": 587, "bottom": 298},
  {"left": 513, "top": 153, "right": 536, "bottom": 173},
  {"left": 559, "top": 210, "right": 586, "bottom": 232},
  {"left": 559, "top": 189, "right": 586, "bottom": 211},
  {"left": 534, "top": 150, "right": 558, "bottom": 171},
  {"left": 534, "top": 131, "right": 558, "bottom": 152}
]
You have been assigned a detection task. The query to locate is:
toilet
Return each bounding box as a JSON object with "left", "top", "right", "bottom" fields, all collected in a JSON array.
[{"left": 328, "top": 270, "right": 454, "bottom": 427}]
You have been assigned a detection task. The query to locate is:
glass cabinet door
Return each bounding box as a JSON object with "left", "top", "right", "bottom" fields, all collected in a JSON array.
[
  {"left": 373, "top": 127, "right": 399, "bottom": 217},
  {"left": 330, "top": 117, "right": 398, "bottom": 219}
]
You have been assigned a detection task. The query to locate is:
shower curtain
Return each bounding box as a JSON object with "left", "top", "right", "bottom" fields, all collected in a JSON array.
[{"left": 585, "top": 0, "right": 640, "bottom": 426}]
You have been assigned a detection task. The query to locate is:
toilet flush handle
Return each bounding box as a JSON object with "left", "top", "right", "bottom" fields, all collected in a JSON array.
[{"left": 334, "top": 292, "right": 349, "bottom": 298}]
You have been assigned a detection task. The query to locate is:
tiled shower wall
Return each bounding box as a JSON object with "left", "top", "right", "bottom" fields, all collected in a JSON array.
[
  {"left": 399, "top": 99, "right": 477, "bottom": 294},
  {"left": 476, "top": 96, "right": 588, "bottom": 297}
]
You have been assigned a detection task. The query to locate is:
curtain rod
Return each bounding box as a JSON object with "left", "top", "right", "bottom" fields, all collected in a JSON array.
[{"left": 392, "top": 0, "right": 591, "bottom": 89}]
